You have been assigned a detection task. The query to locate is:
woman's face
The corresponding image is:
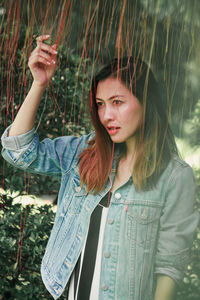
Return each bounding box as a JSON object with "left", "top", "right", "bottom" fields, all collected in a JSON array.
[{"left": 96, "top": 77, "right": 143, "bottom": 145}]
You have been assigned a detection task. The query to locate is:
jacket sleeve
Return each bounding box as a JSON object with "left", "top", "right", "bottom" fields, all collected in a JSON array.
[
  {"left": 1, "top": 125, "right": 87, "bottom": 177},
  {"left": 154, "top": 163, "right": 199, "bottom": 287}
]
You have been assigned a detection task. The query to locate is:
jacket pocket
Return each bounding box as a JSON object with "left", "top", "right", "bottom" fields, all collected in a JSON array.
[
  {"left": 127, "top": 203, "right": 161, "bottom": 248},
  {"left": 66, "top": 172, "right": 88, "bottom": 214}
]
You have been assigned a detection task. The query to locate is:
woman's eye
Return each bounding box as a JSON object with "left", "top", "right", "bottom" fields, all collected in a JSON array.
[
  {"left": 96, "top": 101, "right": 103, "bottom": 107},
  {"left": 113, "top": 100, "right": 122, "bottom": 104}
]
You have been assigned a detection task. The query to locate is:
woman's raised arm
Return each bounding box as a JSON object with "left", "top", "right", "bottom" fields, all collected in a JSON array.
[{"left": 9, "top": 35, "right": 57, "bottom": 137}]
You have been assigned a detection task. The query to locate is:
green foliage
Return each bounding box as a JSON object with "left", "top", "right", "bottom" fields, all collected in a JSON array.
[
  {"left": 178, "top": 175, "right": 200, "bottom": 300},
  {"left": 190, "top": 99, "right": 200, "bottom": 147},
  {"left": 177, "top": 228, "right": 200, "bottom": 300},
  {"left": 0, "top": 193, "right": 56, "bottom": 299},
  {"left": 176, "top": 101, "right": 200, "bottom": 300}
]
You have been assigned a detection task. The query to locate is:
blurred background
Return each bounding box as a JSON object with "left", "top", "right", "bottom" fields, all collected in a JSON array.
[{"left": 0, "top": 0, "right": 200, "bottom": 299}]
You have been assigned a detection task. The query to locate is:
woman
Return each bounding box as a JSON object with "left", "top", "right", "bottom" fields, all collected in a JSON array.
[{"left": 1, "top": 35, "right": 199, "bottom": 300}]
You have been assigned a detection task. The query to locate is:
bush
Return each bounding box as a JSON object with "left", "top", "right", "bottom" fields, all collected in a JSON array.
[
  {"left": 177, "top": 167, "right": 200, "bottom": 300},
  {"left": 0, "top": 192, "right": 60, "bottom": 300}
]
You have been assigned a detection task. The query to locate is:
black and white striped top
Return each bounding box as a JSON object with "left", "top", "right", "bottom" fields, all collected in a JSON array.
[{"left": 67, "top": 193, "right": 111, "bottom": 300}]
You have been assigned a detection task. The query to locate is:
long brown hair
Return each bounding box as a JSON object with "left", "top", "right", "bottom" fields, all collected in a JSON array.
[{"left": 79, "top": 57, "right": 178, "bottom": 193}]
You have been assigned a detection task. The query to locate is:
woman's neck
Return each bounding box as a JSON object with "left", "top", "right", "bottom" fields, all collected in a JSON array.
[{"left": 125, "top": 135, "right": 137, "bottom": 159}]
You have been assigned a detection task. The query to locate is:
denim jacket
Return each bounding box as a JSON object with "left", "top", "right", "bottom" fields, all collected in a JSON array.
[{"left": 1, "top": 126, "right": 199, "bottom": 300}]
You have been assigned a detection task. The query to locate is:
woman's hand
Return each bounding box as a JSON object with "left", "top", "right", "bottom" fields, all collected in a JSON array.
[{"left": 28, "top": 35, "right": 57, "bottom": 88}]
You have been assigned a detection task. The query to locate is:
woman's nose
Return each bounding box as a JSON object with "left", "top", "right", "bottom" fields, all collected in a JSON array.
[{"left": 103, "top": 106, "right": 115, "bottom": 121}]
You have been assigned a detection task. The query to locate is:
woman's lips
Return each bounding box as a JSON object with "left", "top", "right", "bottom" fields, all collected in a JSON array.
[{"left": 107, "top": 127, "right": 120, "bottom": 135}]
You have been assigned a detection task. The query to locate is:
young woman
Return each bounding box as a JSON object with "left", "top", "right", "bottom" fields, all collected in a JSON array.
[{"left": 1, "top": 35, "right": 199, "bottom": 300}]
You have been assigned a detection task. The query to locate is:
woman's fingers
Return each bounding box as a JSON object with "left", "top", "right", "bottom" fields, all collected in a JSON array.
[
  {"left": 29, "top": 35, "right": 57, "bottom": 67},
  {"left": 30, "top": 49, "right": 56, "bottom": 65},
  {"left": 36, "top": 34, "right": 50, "bottom": 45},
  {"left": 38, "top": 42, "right": 58, "bottom": 55},
  {"left": 36, "top": 35, "right": 57, "bottom": 55},
  {"left": 29, "top": 54, "right": 52, "bottom": 66}
]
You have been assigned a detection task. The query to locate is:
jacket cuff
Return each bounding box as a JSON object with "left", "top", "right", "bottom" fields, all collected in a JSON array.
[{"left": 1, "top": 125, "right": 35, "bottom": 150}]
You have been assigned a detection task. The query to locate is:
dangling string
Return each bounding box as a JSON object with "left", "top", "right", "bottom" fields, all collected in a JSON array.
[
  {"left": 55, "top": 0, "right": 71, "bottom": 46},
  {"left": 16, "top": 205, "right": 28, "bottom": 271},
  {"left": 107, "top": 142, "right": 115, "bottom": 207}
]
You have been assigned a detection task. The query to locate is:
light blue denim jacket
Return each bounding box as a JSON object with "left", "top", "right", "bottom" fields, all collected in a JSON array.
[{"left": 1, "top": 126, "right": 199, "bottom": 300}]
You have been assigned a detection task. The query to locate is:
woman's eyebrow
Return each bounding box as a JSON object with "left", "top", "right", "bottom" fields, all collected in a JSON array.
[{"left": 96, "top": 95, "right": 124, "bottom": 101}]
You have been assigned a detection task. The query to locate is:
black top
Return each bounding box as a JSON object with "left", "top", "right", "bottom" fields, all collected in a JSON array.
[{"left": 67, "top": 192, "right": 111, "bottom": 300}]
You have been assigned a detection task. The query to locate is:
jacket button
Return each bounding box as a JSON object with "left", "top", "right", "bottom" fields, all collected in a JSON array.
[
  {"left": 75, "top": 186, "right": 81, "bottom": 193},
  {"left": 108, "top": 218, "right": 114, "bottom": 225},
  {"left": 102, "top": 284, "right": 109, "bottom": 291},
  {"left": 115, "top": 192, "right": 121, "bottom": 199},
  {"left": 104, "top": 251, "right": 111, "bottom": 258}
]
